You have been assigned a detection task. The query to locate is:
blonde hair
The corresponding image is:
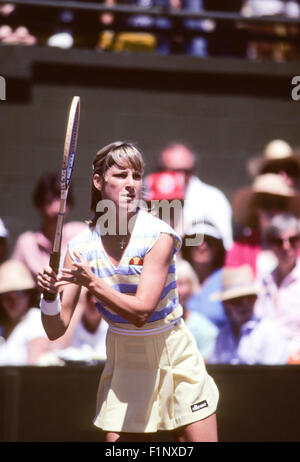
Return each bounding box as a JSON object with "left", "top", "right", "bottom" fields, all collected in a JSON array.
[
  {"left": 90, "top": 141, "right": 145, "bottom": 225},
  {"left": 176, "top": 258, "right": 200, "bottom": 294}
]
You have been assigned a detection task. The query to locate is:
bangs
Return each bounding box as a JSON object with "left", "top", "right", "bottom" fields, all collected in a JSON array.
[{"left": 108, "top": 145, "right": 144, "bottom": 173}]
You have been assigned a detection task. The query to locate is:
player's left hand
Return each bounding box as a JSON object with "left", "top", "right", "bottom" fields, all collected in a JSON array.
[{"left": 56, "top": 250, "right": 95, "bottom": 288}]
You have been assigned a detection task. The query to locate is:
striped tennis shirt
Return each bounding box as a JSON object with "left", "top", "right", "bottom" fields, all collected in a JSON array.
[{"left": 68, "top": 209, "right": 183, "bottom": 333}]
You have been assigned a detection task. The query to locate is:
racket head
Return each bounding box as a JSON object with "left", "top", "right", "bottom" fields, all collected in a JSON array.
[{"left": 61, "top": 96, "right": 80, "bottom": 194}]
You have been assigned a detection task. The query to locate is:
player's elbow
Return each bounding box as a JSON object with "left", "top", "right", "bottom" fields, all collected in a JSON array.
[{"left": 132, "top": 308, "right": 153, "bottom": 328}]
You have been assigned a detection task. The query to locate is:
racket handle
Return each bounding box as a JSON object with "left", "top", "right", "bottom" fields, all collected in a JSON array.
[{"left": 43, "top": 251, "right": 60, "bottom": 302}]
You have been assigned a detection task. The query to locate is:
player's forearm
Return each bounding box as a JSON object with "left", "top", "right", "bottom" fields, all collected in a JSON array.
[
  {"left": 87, "top": 276, "right": 154, "bottom": 327},
  {"left": 41, "top": 312, "right": 68, "bottom": 340}
]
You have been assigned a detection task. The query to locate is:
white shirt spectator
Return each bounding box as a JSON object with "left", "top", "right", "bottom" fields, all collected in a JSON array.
[
  {"left": 242, "top": 0, "right": 300, "bottom": 17},
  {"left": 208, "top": 315, "right": 289, "bottom": 365},
  {"left": 184, "top": 176, "right": 233, "bottom": 250},
  {"left": 70, "top": 318, "right": 108, "bottom": 360},
  {"left": 0, "top": 308, "right": 47, "bottom": 365}
]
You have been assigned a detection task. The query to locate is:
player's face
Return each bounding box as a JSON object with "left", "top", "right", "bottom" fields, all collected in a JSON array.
[{"left": 93, "top": 164, "right": 143, "bottom": 213}]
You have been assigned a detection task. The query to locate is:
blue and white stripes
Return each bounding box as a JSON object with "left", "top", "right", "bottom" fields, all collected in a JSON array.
[{"left": 68, "top": 209, "right": 183, "bottom": 330}]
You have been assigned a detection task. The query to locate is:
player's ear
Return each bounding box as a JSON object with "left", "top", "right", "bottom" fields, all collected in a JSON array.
[{"left": 93, "top": 173, "right": 103, "bottom": 191}]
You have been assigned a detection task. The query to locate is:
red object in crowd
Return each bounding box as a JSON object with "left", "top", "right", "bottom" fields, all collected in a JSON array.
[{"left": 145, "top": 171, "right": 186, "bottom": 201}]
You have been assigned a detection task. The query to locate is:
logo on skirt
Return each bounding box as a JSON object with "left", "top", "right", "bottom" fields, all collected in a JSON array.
[{"left": 191, "top": 400, "right": 208, "bottom": 412}]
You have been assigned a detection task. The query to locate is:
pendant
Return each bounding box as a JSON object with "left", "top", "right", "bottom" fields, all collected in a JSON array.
[{"left": 120, "top": 238, "right": 126, "bottom": 249}]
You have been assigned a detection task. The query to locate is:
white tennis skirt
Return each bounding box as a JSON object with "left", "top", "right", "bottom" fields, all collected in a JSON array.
[{"left": 93, "top": 318, "right": 219, "bottom": 433}]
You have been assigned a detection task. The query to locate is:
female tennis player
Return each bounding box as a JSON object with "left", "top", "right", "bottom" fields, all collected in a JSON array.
[{"left": 37, "top": 141, "right": 219, "bottom": 442}]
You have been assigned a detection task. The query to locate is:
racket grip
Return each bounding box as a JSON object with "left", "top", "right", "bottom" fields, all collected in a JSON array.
[{"left": 43, "top": 252, "right": 60, "bottom": 302}]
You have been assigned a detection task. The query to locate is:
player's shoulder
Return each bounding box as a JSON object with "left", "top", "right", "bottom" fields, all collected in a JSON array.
[
  {"left": 137, "top": 209, "right": 174, "bottom": 234},
  {"left": 68, "top": 225, "right": 94, "bottom": 247}
]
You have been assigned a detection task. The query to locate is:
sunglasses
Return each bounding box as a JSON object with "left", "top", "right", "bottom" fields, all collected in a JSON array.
[
  {"left": 255, "top": 195, "right": 287, "bottom": 211},
  {"left": 268, "top": 234, "right": 300, "bottom": 248}
]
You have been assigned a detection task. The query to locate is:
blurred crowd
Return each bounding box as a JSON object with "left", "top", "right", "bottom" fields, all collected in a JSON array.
[
  {"left": 1, "top": 0, "right": 300, "bottom": 60},
  {"left": 2, "top": 137, "right": 300, "bottom": 366}
]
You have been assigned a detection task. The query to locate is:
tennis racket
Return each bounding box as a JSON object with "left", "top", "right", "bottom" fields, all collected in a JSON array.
[{"left": 43, "top": 96, "right": 80, "bottom": 301}]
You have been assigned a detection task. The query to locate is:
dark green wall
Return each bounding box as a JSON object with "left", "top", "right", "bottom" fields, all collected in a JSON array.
[{"left": 1, "top": 45, "right": 300, "bottom": 252}]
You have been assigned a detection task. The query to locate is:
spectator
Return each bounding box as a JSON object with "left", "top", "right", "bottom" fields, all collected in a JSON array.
[
  {"left": 0, "top": 260, "right": 51, "bottom": 365},
  {"left": 153, "top": 141, "right": 233, "bottom": 250},
  {"left": 182, "top": 219, "right": 228, "bottom": 330},
  {"left": 97, "top": 0, "right": 175, "bottom": 54},
  {"left": 0, "top": 218, "right": 9, "bottom": 264},
  {"left": 0, "top": 3, "right": 37, "bottom": 45},
  {"left": 12, "top": 172, "right": 87, "bottom": 283},
  {"left": 241, "top": 0, "right": 300, "bottom": 61},
  {"left": 247, "top": 139, "right": 300, "bottom": 189},
  {"left": 179, "top": 0, "right": 212, "bottom": 57},
  {"left": 144, "top": 169, "right": 186, "bottom": 232},
  {"left": 176, "top": 258, "right": 218, "bottom": 360},
  {"left": 226, "top": 173, "right": 300, "bottom": 277},
  {"left": 255, "top": 213, "right": 300, "bottom": 357},
  {"left": 64, "top": 290, "right": 108, "bottom": 361},
  {"left": 208, "top": 265, "right": 289, "bottom": 365}
]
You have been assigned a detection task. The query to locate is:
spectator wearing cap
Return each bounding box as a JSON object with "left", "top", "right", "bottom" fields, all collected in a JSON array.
[
  {"left": 181, "top": 220, "right": 227, "bottom": 330},
  {"left": 247, "top": 139, "right": 300, "bottom": 189},
  {"left": 12, "top": 172, "right": 86, "bottom": 283},
  {"left": 255, "top": 213, "right": 300, "bottom": 359},
  {"left": 226, "top": 173, "right": 300, "bottom": 277},
  {"left": 144, "top": 169, "right": 186, "bottom": 234},
  {"left": 0, "top": 218, "right": 9, "bottom": 264},
  {"left": 0, "top": 260, "right": 52, "bottom": 365},
  {"left": 153, "top": 142, "right": 233, "bottom": 250},
  {"left": 176, "top": 258, "right": 218, "bottom": 360},
  {"left": 208, "top": 265, "right": 289, "bottom": 365}
]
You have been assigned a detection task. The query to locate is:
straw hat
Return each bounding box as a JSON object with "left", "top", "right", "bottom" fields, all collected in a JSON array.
[
  {"left": 0, "top": 260, "right": 35, "bottom": 294},
  {"left": 211, "top": 265, "right": 258, "bottom": 302},
  {"left": 247, "top": 139, "right": 300, "bottom": 178},
  {"left": 232, "top": 173, "right": 300, "bottom": 226}
]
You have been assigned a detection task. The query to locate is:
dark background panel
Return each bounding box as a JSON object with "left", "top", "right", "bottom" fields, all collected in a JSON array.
[
  {"left": 1, "top": 47, "right": 300, "bottom": 254},
  {"left": 1, "top": 365, "right": 300, "bottom": 442}
]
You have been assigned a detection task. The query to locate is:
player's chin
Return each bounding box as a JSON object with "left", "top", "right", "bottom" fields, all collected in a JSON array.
[{"left": 119, "top": 200, "right": 139, "bottom": 214}]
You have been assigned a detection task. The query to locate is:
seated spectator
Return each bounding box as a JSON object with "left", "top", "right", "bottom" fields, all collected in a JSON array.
[
  {"left": 0, "top": 259, "right": 52, "bottom": 365},
  {"left": 97, "top": 0, "right": 175, "bottom": 54},
  {"left": 0, "top": 3, "right": 37, "bottom": 45},
  {"left": 226, "top": 173, "right": 300, "bottom": 277},
  {"left": 247, "top": 139, "right": 300, "bottom": 189},
  {"left": 176, "top": 258, "right": 218, "bottom": 360},
  {"left": 241, "top": 0, "right": 300, "bottom": 61},
  {"left": 255, "top": 213, "right": 300, "bottom": 357},
  {"left": 68, "top": 290, "right": 108, "bottom": 361},
  {"left": 179, "top": 0, "right": 212, "bottom": 58},
  {"left": 153, "top": 141, "right": 233, "bottom": 250},
  {"left": 208, "top": 265, "right": 289, "bottom": 365},
  {"left": 12, "top": 172, "right": 87, "bottom": 283},
  {"left": 0, "top": 218, "right": 9, "bottom": 264},
  {"left": 182, "top": 219, "right": 228, "bottom": 329}
]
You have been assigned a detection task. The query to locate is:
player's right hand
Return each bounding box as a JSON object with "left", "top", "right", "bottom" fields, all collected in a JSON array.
[{"left": 37, "top": 266, "right": 58, "bottom": 295}]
